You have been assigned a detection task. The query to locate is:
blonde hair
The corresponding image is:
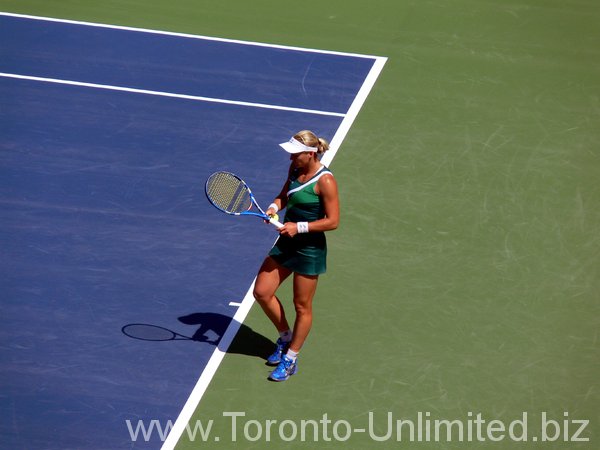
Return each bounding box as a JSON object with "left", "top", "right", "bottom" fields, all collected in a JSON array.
[{"left": 294, "top": 130, "right": 330, "bottom": 155}]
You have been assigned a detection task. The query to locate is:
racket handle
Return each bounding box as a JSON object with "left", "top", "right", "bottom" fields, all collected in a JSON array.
[{"left": 269, "top": 217, "right": 284, "bottom": 229}]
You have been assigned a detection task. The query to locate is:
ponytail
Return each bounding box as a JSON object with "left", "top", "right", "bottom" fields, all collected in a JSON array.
[{"left": 317, "top": 137, "right": 330, "bottom": 155}]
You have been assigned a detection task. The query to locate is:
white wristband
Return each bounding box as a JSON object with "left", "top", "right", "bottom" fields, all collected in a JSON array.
[
  {"left": 268, "top": 203, "right": 279, "bottom": 213},
  {"left": 297, "top": 222, "right": 309, "bottom": 234}
]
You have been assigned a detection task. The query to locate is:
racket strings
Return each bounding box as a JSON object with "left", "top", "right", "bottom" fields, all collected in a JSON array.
[{"left": 206, "top": 172, "right": 251, "bottom": 213}]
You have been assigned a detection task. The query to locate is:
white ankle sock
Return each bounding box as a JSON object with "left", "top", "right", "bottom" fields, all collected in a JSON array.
[{"left": 285, "top": 349, "right": 298, "bottom": 361}]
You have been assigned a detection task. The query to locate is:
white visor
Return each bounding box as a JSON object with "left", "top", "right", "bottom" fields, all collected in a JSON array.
[{"left": 279, "top": 137, "right": 318, "bottom": 154}]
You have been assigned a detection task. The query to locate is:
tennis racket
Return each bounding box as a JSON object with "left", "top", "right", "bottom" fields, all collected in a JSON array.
[{"left": 205, "top": 171, "right": 284, "bottom": 228}]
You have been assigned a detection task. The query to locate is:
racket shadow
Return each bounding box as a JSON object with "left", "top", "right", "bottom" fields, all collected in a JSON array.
[{"left": 121, "top": 312, "right": 274, "bottom": 361}]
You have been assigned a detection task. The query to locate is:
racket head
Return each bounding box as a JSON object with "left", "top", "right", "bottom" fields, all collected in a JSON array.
[
  {"left": 122, "top": 324, "right": 186, "bottom": 341},
  {"left": 205, "top": 171, "right": 253, "bottom": 215}
]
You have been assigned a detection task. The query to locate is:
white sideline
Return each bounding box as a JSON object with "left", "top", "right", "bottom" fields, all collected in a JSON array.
[{"left": 162, "top": 54, "right": 386, "bottom": 450}]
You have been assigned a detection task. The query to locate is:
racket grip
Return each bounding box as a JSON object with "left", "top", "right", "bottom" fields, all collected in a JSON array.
[{"left": 269, "top": 217, "right": 284, "bottom": 229}]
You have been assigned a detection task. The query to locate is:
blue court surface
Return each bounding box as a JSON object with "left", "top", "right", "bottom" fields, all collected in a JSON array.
[{"left": 0, "top": 13, "right": 384, "bottom": 449}]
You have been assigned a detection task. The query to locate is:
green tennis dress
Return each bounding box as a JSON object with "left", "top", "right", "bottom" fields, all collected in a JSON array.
[{"left": 269, "top": 166, "right": 333, "bottom": 275}]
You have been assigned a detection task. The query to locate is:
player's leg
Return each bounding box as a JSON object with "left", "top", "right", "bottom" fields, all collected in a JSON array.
[
  {"left": 288, "top": 273, "right": 319, "bottom": 353},
  {"left": 254, "top": 257, "right": 294, "bottom": 365},
  {"left": 253, "top": 256, "right": 292, "bottom": 331},
  {"left": 268, "top": 273, "right": 318, "bottom": 381},
  {"left": 253, "top": 257, "right": 294, "bottom": 367}
]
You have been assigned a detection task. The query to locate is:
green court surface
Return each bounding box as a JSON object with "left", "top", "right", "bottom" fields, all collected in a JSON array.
[{"left": 2, "top": 1, "right": 598, "bottom": 448}]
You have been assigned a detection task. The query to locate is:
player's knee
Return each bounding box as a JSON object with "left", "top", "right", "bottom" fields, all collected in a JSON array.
[
  {"left": 294, "top": 301, "right": 312, "bottom": 317},
  {"left": 253, "top": 285, "right": 270, "bottom": 304}
]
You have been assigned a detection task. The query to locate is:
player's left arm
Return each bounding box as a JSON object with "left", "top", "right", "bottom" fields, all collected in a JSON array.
[{"left": 310, "top": 173, "right": 340, "bottom": 232}]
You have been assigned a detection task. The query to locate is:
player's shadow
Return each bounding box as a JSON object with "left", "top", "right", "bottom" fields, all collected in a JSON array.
[
  {"left": 179, "top": 312, "right": 275, "bottom": 359},
  {"left": 122, "top": 312, "right": 274, "bottom": 361}
]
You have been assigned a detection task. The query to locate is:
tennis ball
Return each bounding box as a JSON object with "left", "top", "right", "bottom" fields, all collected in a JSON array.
[{"left": 272, "top": 214, "right": 279, "bottom": 222}]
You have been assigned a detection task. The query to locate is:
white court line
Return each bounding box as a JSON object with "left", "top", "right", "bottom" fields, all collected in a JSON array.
[
  {"left": 0, "top": 12, "right": 382, "bottom": 60},
  {"left": 161, "top": 56, "right": 387, "bottom": 450},
  {"left": 0, "top": 11, "right": 387, "bottom": 448},
  {"left": 160, "top": 283, "right": 258, "bottom": 450},
  {"left": 0, "top": 73, "right": 346, "bottom": 117},
  {"left": 321, "top": 56, "right": 388, "bottom": 167}
]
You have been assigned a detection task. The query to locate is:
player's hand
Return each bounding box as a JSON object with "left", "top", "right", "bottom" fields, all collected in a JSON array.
[
  {"left": 264, "top": 208, "right": 279, "bottom": 225},
  {"left": 279, "top": 222, "right": 298, "bottom": 237}
]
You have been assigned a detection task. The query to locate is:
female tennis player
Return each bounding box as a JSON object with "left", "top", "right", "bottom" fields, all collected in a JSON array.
[{"left": 253, "top": 130, "right": 340, "bottom": 381}]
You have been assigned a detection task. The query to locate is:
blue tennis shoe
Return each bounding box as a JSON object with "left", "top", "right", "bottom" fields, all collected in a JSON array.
[{"left": 268, "top": 354, "right": 298, "bottom": 382}]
